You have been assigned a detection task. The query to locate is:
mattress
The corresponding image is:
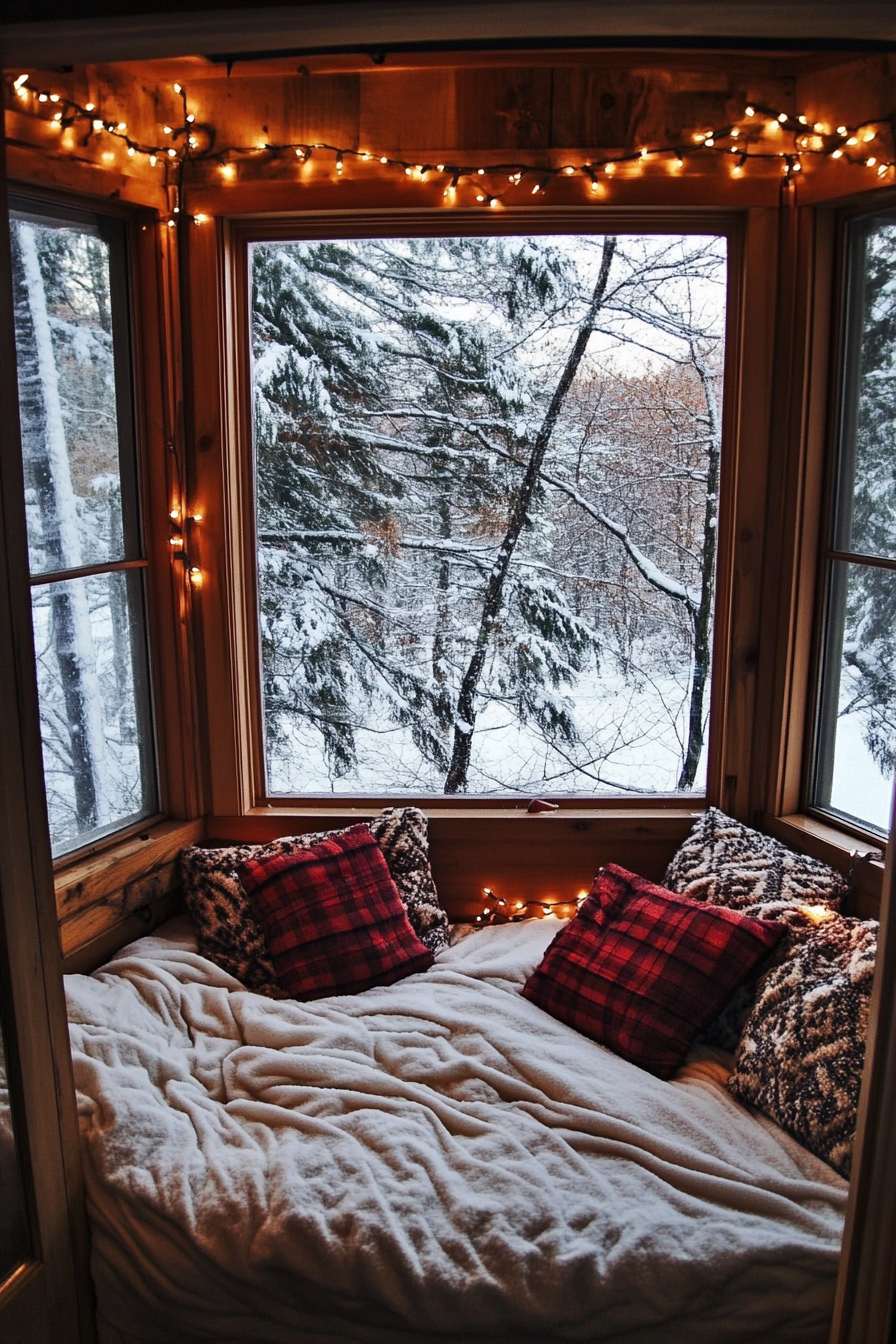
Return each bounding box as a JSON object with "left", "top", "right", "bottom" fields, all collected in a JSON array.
[{"left": 65, "top": 916, "right": 847, "bottom": 1344}]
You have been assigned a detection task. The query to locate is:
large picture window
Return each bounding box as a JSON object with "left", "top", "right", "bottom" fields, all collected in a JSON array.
[
  {"left": 10, "top": 198, "right": 158, "bottom": 857},
  {"left": 812, "top": 210, "right": 896, "bottom": 836},
  {"left": 250, "top": 231, "right": 728, "bottom": 797}
]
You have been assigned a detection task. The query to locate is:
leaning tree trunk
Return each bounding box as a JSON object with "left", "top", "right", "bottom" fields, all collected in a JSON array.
[
  {"left": 12, "top": 221, "right": 108, "bottom": 830},
  {"left": 444, "top": 236, "right": 618, "bottom": 793},
  {"left": 677, "top": 349, "right": 723, "bottom": 791}
]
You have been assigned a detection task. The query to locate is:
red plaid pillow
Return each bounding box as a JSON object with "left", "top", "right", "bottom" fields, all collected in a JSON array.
[
  {"left": 522, "top": 864, "right": 784, "bottom": 1079},
  {"left": 238, "top": 824, "right": 434, "bottom": 1000}
]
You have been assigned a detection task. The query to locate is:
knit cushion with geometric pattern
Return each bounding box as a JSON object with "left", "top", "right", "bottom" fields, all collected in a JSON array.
[
  {"left": 727, "top": 913, "right": 877, "bottom": 1177},
  {"left": 663, "top": 807, "right": 849, "bottom": 917}
]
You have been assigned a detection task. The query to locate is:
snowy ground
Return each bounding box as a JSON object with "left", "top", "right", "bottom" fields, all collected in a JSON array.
[
  {"left": 267, "top": 663, "right": 707, "bottom": 798},
  {"left": 829, "top": 701, "right": 895, "bottom": 834}
]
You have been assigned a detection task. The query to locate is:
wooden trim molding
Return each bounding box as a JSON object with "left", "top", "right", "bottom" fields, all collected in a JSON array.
[
  {"left": 55, "top": 817, "right": 204, "bottom": 960},
  {"left": 829, "top": 785, "right": 896, "bottom": 1344},
  {"left": 208, "top": 807, "right": 700, "bottom": 920},
  {"left": 0, "top": 135, "right": 93, "bottom": 1343},
  {"left": 215, "top": 206, "right": 756, "bottom": 820},
  {"left": 763, "top": 811, "right": 884, "bottom": 918}
]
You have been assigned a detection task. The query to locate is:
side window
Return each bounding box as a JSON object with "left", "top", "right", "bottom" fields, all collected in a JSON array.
[
  {"left": 812, "top": 211, "right": 896, "bottom": 836},
  {"left": 249, "top": 231, "right": 728, "bottom": 799},
  {"left": 9, "top": 198, "right": 158, "bottom": 858}
]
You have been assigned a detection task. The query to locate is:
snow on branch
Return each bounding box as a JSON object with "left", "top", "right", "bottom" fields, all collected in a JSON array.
[{"left": 540, "top": 469, "right": 700, "bottom": 610}]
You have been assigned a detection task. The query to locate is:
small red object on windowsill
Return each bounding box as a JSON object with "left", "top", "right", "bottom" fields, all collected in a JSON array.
[{"left": 527, "top": 798, "right": 560, "bottom": 813}]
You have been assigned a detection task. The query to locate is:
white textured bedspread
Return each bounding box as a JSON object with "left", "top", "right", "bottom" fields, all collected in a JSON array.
[{"left": 66, "top": 917, "right": 847, "bottom": 1344}]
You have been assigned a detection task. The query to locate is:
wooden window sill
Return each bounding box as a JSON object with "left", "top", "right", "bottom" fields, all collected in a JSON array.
[
  {"left": 762, "top": 812, "right": 885, "bottom": 918},
  {"left": 57, "top": 816, "right": 204, "bottom": 971}
]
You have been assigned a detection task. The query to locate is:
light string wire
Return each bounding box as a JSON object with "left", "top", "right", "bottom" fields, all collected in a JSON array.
[
  {"left": 476, "top": 887, "right": 589, "bottom": 926},
  {"left": 8, "top": 74, "right": 896, "bottom": 221}
]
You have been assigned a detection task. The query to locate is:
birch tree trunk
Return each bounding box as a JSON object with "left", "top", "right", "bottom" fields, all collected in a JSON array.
[
  {"left": 12, "top": 222, "right": 109, "bottom": 829},
  {"left": 443, "top": 236, "right": 618, "bottom": 793}
]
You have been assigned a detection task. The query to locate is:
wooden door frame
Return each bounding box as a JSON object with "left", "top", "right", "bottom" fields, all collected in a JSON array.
[
  {"left": 830, "top": 780, "right": 896, "bottom": 1343},
  {"left": 0, "top": 122, "right": 94, "bottom": 1344}
]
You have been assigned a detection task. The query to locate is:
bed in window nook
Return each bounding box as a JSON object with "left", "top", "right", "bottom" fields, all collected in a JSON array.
[{"left": 65, "top": 805, "right": 872, "bottom": 1343}]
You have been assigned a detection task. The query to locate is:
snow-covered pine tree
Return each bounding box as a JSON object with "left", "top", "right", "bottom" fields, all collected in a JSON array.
[{"left": 252, "top": 235, "right": 598, "bottom": 791}]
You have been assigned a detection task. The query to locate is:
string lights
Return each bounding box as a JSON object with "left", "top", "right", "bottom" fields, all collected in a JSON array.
[
  {"left": 168, "top": 499, "right": 204, "bottom": 588},
  {"left": 6, "top": 73, "right": 896, "bottom": 225},
  {"left": 475, "top": 886, "right": 589, "bottom": 926}
]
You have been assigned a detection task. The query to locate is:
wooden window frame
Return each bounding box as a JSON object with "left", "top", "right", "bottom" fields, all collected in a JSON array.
[
  {"left": 6, "top": 183, "right": 204, "bottom": 958},
  {"left": 193, "top": 206, "right": 773, "bottom": 831},
  {"left": 750, "top": 187, "right": 896, "bottom": 918},
  {"left": 805, "top": 194, "right": 896, "bottom": 844}
]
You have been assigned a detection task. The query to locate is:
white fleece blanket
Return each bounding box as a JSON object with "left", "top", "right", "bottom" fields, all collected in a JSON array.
[{"left": 66, "top": 917, "right": 847, "bottom": 1344}]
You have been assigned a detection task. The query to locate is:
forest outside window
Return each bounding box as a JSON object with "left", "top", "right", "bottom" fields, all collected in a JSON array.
[
  {"left": 812, "top": 209, "right": 896, "bottom": 837},
  {"left": 250, "top": 230, "right": 728, "bottom": 798},
  {"left": 10, "top": 197, "right": 158, "bottom": 858}
]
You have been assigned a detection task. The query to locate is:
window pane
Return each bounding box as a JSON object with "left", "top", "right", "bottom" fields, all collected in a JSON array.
[
  {"left": 251, "top": 233, "right": 727, "bottom": 797},
  {"left": 31, "top": 571, "right": 157, "bottom": 856},
  {"left": 834, "top": 215, "right": 896, "bottom": 562},
  {"left": 10, "top": 210, "right": 135, "bottom": 576},
  {"left": 814, "top": 560, "right": 895, "bottom": 834}
]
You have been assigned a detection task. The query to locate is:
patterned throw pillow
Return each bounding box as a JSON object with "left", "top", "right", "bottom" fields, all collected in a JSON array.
[
  {"left": 180, "top": 807, "right": 448, "bottom": 996},
  {"left": 662, "top": 809, "right": 850, "bottom": 1052},
  {"left": 522, "top": 865, "right": 784, "bottom": 1080},
  {"left": 728, "top": 915, "right": 877, "bottom": 1177},
  {"left": 663, "top": 807, "right": 849, "bottom": 915},
  {"left": 238, "top": 825, "right": 434, "bottom": 1000},
  {"left": 370, "top": 808, "right": 450, "bottom": 955}
]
